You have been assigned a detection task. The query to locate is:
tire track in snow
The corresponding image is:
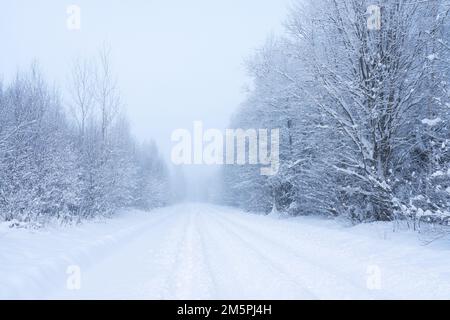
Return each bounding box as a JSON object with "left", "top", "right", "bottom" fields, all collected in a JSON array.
[
  {"left": 191, "top": 208, "right": 220, "bottom": 297},
  {"left": 199, "top": 209, "right": 318, "bottom": 299},
  {"left": 42, "top": 209, "right": 178, "bottom": 299},
  {"left": 210, "top": 208, "right": 388, "bottom": 299},
  {"left": 160, "top": 207, "right": 216, "bottom": 299},
  {"left": 141, "top": 210, "right": 192, "bottom": 299}
]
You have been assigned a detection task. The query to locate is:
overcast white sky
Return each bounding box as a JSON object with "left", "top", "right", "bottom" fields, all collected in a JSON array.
[{"left": 1, "top": 0, "right": 292, "bottom": 197}]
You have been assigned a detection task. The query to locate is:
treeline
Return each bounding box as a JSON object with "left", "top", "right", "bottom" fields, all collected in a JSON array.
[
  {"left": 0, "top": 50, "right": 170, "bottom": 226},
  {"left": 223, "top": 0, "right": 450, "bottom": 224}
]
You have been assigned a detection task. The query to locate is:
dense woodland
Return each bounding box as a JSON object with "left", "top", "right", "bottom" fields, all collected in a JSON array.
[
  {"left": 222, "top": 0, "right": 450, "bottom": 225},
  {"left": 0, "top": 49, "right": 170, "bottom": 225}
]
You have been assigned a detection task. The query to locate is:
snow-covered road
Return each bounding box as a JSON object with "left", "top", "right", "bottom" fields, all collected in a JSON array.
[{"left": 1, "top": 203, "right": 450, "bottom": 299}]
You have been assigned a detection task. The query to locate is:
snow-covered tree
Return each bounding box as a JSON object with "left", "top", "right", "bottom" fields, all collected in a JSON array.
[
  {"left": 223, "top": 0, "right": 450, "bottom": 224},
  {"left": 0, "top": 56, "right": 171, "bottom": 225}
]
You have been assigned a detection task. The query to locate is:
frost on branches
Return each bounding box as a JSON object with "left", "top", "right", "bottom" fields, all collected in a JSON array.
[{"left": 222, "top": 0, "right": 450, "bottom": 226}]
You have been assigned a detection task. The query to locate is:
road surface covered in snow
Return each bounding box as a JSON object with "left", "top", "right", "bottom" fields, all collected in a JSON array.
[{"left": 1, "top": 203, "right": 450, "bottom": 299}]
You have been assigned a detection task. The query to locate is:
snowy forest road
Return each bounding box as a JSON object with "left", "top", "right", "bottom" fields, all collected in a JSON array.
[{"left": 44, "top": 203, "right": 450, "bottom": 300}]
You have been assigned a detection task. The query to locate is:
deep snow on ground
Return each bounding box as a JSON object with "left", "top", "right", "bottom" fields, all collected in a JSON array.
[{"left": 1, "top": 203, "right": 450, "bottom": 299}]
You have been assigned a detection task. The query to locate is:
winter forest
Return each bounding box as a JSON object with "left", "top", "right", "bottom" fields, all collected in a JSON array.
[
  {"left": 2, "top": 0, "right": 450, "bottom": 300},
  {"left": 0, "top": 50, "right": 171, "bottom": 226},
  {"left": 223, "top": 0, "right": 450, "bottom": 226}
]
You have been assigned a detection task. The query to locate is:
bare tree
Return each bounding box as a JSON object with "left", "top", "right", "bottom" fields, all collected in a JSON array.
[
  {"left": 95, "top": 45, "right": 121, "bottom": 143},
  {"left": 68, "top": 57, "right": 95, "bottom": 142}
]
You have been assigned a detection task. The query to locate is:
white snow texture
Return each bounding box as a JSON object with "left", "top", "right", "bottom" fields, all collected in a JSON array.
[{"left": 1, "top": 203, "right": 449, "bottom": 300}]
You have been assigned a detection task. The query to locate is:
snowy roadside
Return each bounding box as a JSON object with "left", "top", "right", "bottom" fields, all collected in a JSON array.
[
  {"left": 236, "top": 209, "right": 450, "bottom": 299},
  {"left": 0, "top": 208, "right": 173, "bottom": 299},
  {"left": 1, "top": 203, "right": 450, "bottom": 299}
]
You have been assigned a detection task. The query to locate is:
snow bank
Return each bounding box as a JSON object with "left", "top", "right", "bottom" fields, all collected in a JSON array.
[{"left": 0, "top": 208, "right": 172, "bottom": 299}]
